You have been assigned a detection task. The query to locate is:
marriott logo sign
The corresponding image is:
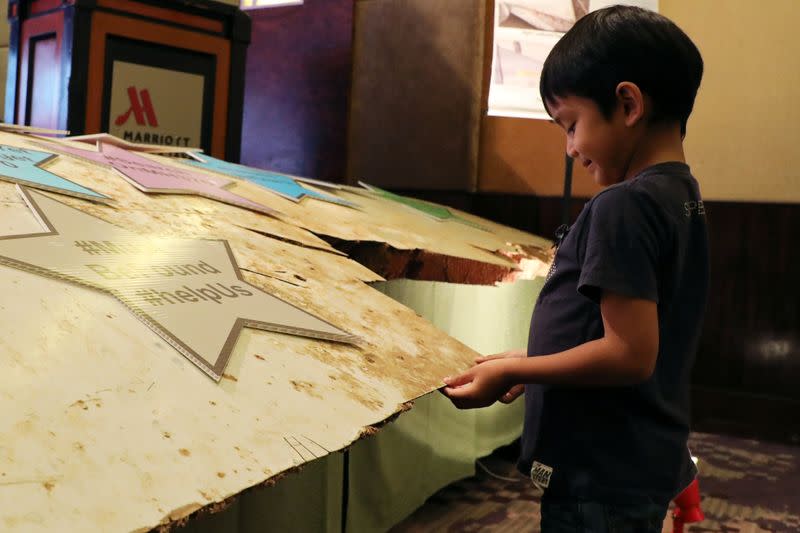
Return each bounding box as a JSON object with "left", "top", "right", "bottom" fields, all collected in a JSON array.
[
  {"left": 115, "top": 87, "right": 159, "bottom": 127},
  {"left": 113, "top": 85, "right": 193, "bottom": 147}
]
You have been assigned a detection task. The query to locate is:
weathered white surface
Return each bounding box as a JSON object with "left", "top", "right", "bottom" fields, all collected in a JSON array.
[{"left": 0, "top": 257, "right": 472, "bottom": 531}]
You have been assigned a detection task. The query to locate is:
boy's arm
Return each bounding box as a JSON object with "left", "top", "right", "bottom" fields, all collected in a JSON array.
[{"left": 441, "top": 290, "right": 658, "bottom": 409}]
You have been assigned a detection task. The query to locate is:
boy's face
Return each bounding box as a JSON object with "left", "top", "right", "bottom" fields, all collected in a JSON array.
[{"left": 547, "top": 95, "right": 635, "bottom": 186}]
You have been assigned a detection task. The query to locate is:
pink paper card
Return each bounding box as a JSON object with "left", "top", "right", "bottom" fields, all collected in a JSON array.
[{"left": 40, "top": 141, "right": 281, "bottom": 217}]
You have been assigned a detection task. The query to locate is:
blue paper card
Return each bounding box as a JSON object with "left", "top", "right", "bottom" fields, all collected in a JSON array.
[
  {"left": 184, "top": 155, "right": 354, "bottom": 207},
  {"left": 0, "top": 144, "right": 110, "bottom": 202}
]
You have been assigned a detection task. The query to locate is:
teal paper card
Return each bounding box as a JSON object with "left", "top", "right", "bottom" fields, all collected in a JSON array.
[
  {"left": 185, "top": 156, "right": 353, "bottom": 207},
  {"left": 0, "top": 144, "right": 109, "bottom": 201}
]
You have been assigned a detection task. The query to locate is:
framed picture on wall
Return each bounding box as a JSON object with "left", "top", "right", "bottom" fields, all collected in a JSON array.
[{"left": 489, "top": 0, "right": 659, "bottom": 120}]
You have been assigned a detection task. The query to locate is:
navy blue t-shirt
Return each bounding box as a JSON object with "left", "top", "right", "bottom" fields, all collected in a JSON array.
[{"left": 518, "top": 162, "right": 709, "bottom": 505}]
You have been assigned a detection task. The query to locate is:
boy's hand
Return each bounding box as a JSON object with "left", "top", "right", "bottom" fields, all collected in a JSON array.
[
  {"left": 472, "top": 349, "right": 527, "bottom": 403},
  {"left": 441, "top": 358, "right": 518, "bottom": 409}
]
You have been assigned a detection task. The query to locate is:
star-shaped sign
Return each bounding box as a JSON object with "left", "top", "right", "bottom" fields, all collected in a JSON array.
[
  {"left": 182, "top": 154, "right": 356, "bottom": 207},
  {"left": 0, "top": 186, "right": 360, "bottom": 381},
  {"left": 39, "top": 141, "right": 281, "bottom": 217},
  {"left": 0, "top": 144, "right": 110, "bottom": 202},
  {"left": 358, "top": 182, "right": 488, "bottom": 231}
]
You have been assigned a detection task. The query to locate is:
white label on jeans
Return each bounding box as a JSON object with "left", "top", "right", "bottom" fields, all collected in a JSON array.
[{"left": 531, "top": 461, "right": 553, "bottom": 489}]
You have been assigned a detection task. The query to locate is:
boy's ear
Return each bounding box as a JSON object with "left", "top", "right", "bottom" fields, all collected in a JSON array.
[{"left": 615, "top": 82, "right": 645, "bottom": 127}]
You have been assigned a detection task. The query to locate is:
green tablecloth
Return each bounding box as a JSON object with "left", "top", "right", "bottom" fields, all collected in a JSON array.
[{"left": 346, "top": 279, "right": 541, "bottom": 532}]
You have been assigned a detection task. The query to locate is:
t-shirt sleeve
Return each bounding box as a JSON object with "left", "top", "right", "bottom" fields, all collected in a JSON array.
[{"left": 578, "top": 187, "right": 668, "bottom": 304}]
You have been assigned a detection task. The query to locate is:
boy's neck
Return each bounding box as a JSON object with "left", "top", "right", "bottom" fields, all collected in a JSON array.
[{"left": 624, "top": 122, "right": 686, "bottom": 180}]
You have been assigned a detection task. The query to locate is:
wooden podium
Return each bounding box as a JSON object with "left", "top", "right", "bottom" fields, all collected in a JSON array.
[{"left": 4, "top": 0, "right": 250, "bottom": 160}]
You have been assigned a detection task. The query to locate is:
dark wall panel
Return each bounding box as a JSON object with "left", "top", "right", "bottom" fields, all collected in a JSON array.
[
  {"left": 240, "top": 0, "right": 353, "bottom": 181},
  {"left": 690, "top": 201, "right": 800, "bottom": 443},
  {"left": 696, "top": 202, "right": 799, "bottom": 397},
  {"left": 348, "top": 0, "right": 485, "bottom": 190}
]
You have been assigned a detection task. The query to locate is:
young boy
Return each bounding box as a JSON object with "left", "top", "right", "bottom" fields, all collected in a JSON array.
[{"left": 443, "top": 6, "right": 706, "bottom": 531}]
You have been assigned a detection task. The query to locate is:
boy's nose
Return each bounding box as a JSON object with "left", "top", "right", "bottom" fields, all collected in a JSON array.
[{"left": 566, "top": 138, "right": 579, "bottom": 159}]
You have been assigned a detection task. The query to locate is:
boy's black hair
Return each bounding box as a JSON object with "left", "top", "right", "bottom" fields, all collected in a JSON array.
[{"left": 540, "top": 6, "right": 703, "bottom": 136}]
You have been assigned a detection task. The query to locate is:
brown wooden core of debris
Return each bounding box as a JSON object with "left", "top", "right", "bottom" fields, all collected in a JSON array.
[{"left": 324, "top": 237, "right": 521, "bottom": 285}]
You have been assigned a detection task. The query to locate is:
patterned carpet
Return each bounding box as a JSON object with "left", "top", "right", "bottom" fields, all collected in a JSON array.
[{"left": 391, "top": 432, "right": 800, "bottom": 532}]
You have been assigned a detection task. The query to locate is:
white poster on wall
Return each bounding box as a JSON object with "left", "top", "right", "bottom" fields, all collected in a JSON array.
[{"left": 488, "top": 0, "right": 659, "bottom": 120}]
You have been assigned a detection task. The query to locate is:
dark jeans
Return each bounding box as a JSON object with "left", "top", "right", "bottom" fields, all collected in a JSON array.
[{"left": 540, "top": 499, "right": 667, "bottom": 533}]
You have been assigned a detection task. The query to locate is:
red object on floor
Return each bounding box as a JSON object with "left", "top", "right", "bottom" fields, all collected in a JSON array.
[{"left": 672, "top": 478, "right": 705, "bottom": 533}]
